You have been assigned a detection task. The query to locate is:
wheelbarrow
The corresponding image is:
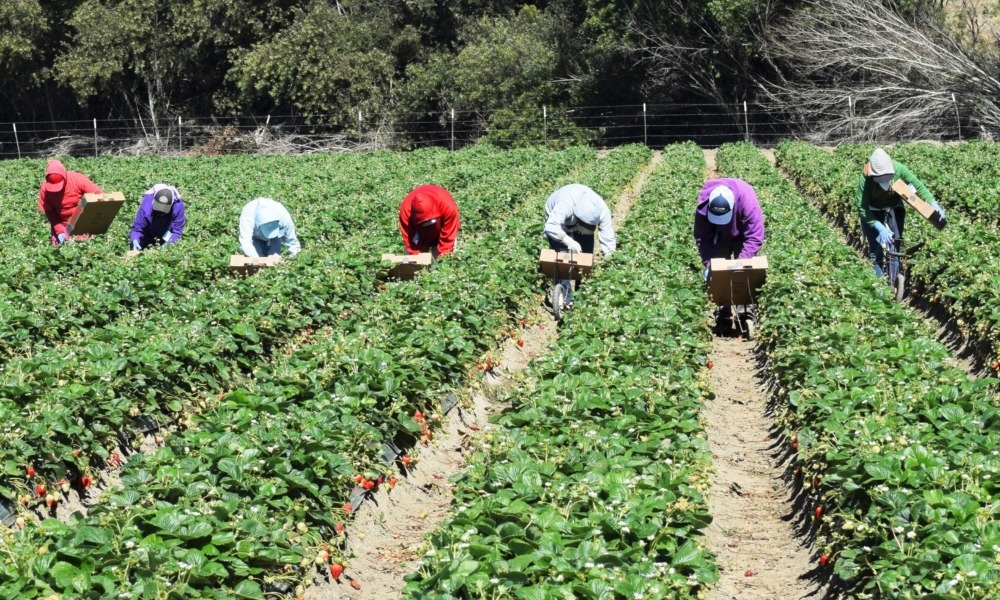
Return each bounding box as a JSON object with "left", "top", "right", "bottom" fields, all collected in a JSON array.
[{"left": 706, "top": 256, "right": 769, "bottom": 340}]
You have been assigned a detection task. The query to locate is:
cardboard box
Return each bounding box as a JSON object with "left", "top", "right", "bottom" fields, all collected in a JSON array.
[
  {"left": 230, "top": 254, "right": 281, "bottom": 277},
  {"left": 67, "top": 192, "right": 126, "bottom": 235},
  {"left": 538, "top": 249, "right": 594, "bottom": 281},
  {"left": 708, "top": 256, "right": 768, "bottom": 305},
  {"left": 381, "top": 253, "right": 433, "bottom": 280},
  {"left": 891, "top": 180, "right": 946, "bottom": 230}
]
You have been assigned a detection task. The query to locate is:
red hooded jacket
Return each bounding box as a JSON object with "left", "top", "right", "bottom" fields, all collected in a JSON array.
[
  {"left": 38, "top": 159, "right": 102, "bottom": 242},
  {"left": 398, "top": 184, "right": 460, "bottom": 256}
]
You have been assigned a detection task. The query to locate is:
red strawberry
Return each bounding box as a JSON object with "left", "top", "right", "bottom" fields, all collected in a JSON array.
[
  {"left": 388, "top": 477, "right": 397, "bottom": 489},
  {"left": 26, "top": 466, "right": 36, "bottom": 478},
  {"left": 401, "top": 455, "right": 412, "bottom": 468},
  {"left": 342, "top": 503, "right": 353, "bottom": 513},
  {"left": 354, "top": 474, "right": 363, "bottom": 484},
  {"left": 707, "top": 361, "right": 714, "bottom": 369},
  {"left": 330, "top": 563, "right": 344, "bottom": 581},
  {"left": 469, "top": 425, "right": 481, "bottom": 432},
  {"left": 81, "top": 476, "right": 92, "bottom": 489},
  {"left": 362, "top": 480, "right": 375, "bottom": 491},
  {"left": 335, "top": 522, "right": 345, "bottom": 535},
  {"left": 36, "top": 484, "right": 46, "bottom": 497},
  {"left": 815, "top": 506, "right": 823, "bottom": 519},
  {"left": 792, "top": 441, "right": 799, "bottom": 451},
  {"left": 45, "top": 494, "right": 56, "bottom": 508},
  {"left": 350, "top": 579, "right": 361, "bottom": 590},
  {"left": 72, "top": 449, "right": 81, "bottom": 458},
  {"left": 992, "top": 360, "right": 999, "bottom": 370},
  {"left": 413, "top": 410, "right": 424, "bottom": 422},
  {"left": 517, "top": 339, "right": 524, "bottom": 347},
  {"left": 744, "top": 569, "right": 753, "bottom": 577},
  {"left": 819, "top": 554, "right": 830, "bottom": 567}
]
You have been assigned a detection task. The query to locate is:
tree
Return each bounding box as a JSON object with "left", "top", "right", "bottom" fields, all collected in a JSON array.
[
  {"left": 762, "top": 0, "right": 1000, "bottom": 141},
  {"left": 227, "top": 0, "right": 402, "bottom": 131}
]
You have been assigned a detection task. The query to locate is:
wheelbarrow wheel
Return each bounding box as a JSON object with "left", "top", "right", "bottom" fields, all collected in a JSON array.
[
  {"left": 552, "top": 284, "right": 566, "bottom": 322},
  {"left": 894, "top": 273, "right": 906, "bottom": 302}
]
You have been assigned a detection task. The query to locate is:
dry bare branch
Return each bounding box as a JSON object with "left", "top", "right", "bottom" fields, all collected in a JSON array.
[{"left": 762, "top": 0, "right": 1000, "bottom": 142}]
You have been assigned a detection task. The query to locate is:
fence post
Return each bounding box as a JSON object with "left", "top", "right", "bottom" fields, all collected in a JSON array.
[
  {"left": 543, "top": 106, "right": 547, "bottom": 145},
  {"left": 12, "top": 123, "right": 21, "bottom": 159},
  {"left": 93, "top": 118, "right": 98, "bottom": 157},
  {"left": 358, "top": 109, "right": 362, "bottom": 145},
  {"left": 178, "top": 116, "right": 183, "bottom": 152},
  {"left": 743, "top": 101, "right": 750, "bottom": 143},
  {"left": 643, "top": 103, "right": 648, "bottom": 146},
  {"left": 450, "top": 109, "right": 455, "bottom": 151},
  {"left": 952, "top": 93, "right": 962, "bottom": 142},
  {"left": 848, "top": 96, "right": 854, "bottom": 139}
]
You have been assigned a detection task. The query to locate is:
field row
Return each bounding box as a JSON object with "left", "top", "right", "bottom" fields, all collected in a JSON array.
[
  {"left": 0, "top": 146, "right": 652, "bottom": 597},
  {"left": 720, "top": 142, "right": 999, "bottom": 598}
]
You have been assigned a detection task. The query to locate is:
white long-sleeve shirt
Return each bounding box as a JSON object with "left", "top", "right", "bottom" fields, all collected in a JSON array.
[
  {"left": 543, "top": 184, "right": 616, "bottom": 256},
  {"left": 239, "top": 198, "right": 301, "bottom": 258}
]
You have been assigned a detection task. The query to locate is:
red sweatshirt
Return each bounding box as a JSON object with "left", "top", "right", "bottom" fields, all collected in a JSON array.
[
  {"left": 398, "top": 184, "right": 460, "bottom": 256},
  {"left": 38, "top": 159, "right": 102, "bottom": 242}
]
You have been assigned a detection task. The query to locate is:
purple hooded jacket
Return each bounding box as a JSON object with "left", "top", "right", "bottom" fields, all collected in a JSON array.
[
  {"left": 130, "top": 184, "right": 186, "bottom": 246},
  {"left": 693, "top": 178, "right": 765, "bottom": 266}
]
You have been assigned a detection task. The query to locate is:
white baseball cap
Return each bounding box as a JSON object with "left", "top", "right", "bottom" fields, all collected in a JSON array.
[{"left": 707, "top": 186, "right": 735, "bottom": 225}]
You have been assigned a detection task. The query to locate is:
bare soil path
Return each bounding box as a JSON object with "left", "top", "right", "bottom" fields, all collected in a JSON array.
[
  {"left": 704, "top": 337, "right": 823, "bottom": 600},
  {"left": 309, "top": 151, "right": 664, "bottom": 599},
  {"left": 704, "top": 147, "right": 824, "bottom": 599}
]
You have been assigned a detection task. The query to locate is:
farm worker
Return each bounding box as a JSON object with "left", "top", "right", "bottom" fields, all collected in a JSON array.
[
  {"left": 858, "top": 148, "right": 945, "bottom": 277},
  {"left": 398, "top": 184, "right": 460, "bottom": 257},
  {"left": 239, "top": 197, "right": 301, "bottom": 258},
  {"left": 693, "top": 178, "right": 765, "bottom": 281},
  {"left": 37, "top": 159, "right": 103, "bottom": 245},
  {"left": 129, "top": 184, "right": 186, "bottom": 250},
  {"left": 543, "top": 184, "right": 616, "bottom": 308}
]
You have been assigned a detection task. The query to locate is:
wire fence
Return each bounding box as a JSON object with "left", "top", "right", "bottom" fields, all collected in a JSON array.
[{"left": 0, "top": 102, "right": 986, "bottom": 160}]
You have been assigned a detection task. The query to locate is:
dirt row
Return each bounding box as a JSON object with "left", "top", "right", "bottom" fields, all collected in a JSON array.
[{"left": 310, "top": 151, "right": 664, "bottom": 599}]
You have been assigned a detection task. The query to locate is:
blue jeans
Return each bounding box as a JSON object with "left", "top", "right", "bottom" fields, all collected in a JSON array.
[
  {"left": 548, "top": 231, "right": 595, "bottom": 304},
  {"left": 861, "top": 206, "right": 905, "bottom": 278},
  {"left": 253, "top": 238, "right": 283, "bottom": 257}
]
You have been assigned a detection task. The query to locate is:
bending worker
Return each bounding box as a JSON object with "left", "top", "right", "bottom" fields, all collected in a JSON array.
[
  {"left": 543, "top": 184, "right": 616, "bottom": 308},
  {"left": 38, "top": 159, "right": 103, "bottom": 245},
  {"left": 693, "top": 178, "right": 765, "bottom": 278},
  {"left": 130, "top": 184, "right": 186, "bottom": 250},
  {"left": 239, "top": 197, "right": 300, "bottom": 258},
  {"left": 398, "top": 184, "right": 460, "bottom": 257},
  {"left": 858, "top": 148, "right": 945, "bottom": 277}
]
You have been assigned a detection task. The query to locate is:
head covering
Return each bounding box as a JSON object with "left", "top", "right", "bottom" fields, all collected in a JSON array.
[
  {"left": 707, "top": 185, "right": 735, "bottom": 225},
  {"left": 411, "top": 192, "right": 437, "bottom": 225},
  {"left": 152, "top": 188, "right": 175, "bottom": 213},
  {"left": 253, "top": 198, "right": 284, "bottom": 239},
  {"left": 575, "top": 193, "right": 603, "bottom": 227},
  {"left": 868, "top": 149, "right": 895, "bottom": 190},
  {"left": 43, "top": 159, "right": 68, "bottom": 194}
]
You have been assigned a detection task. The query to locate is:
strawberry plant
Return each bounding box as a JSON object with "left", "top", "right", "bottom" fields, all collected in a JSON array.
[
  {"left": 405, "top": 143, "right": 718, "bottom": 598},
  {"left": 0, "top": 145, "right": 651, "bottom": 597},
  {"left": 720, "top": 142, "right": 1000, "bottom": 599}
]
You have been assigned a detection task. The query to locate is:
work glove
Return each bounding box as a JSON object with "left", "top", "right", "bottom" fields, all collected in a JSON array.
[
  {"left": 57, "top": 233, "right": 68, "bottom": 244},
  {"left": 929, "top": 200, "right": 946, "bottom": 222},
  {"left": 873, "top": 222, "right": 894, "bottom": 247},
  {"left": 162, "top": 232, "right": 173, "bottom": 243},
  {"left": 563, "top": 238, "right": 582, "bottom": 253},
  {"left": 131, "top": 240, "right": 141, "bottom": 251}
]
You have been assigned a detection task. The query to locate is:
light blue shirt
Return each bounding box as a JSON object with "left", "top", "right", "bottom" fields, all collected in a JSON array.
[{"left": 239, "top": 198, "right": 301, "bottom": 258}]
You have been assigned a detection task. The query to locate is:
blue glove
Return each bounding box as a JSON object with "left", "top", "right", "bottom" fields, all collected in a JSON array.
[
  {"left": 929, "top": 200, "right": 946, "bottom": 221},
  {"left": 131, "top": 239, "right": 141, "bottom": 251},
  {"left": 702, "top": 267, "right": 709, "bottom": 282},
  {"left": 873, "top": 222, "right": 893, "bottom": 246},
  {"left": 57, "top": 233, "right": 67, "bottom": 244}
]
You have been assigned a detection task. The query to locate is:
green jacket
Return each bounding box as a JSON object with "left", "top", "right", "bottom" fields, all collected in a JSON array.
[{"left": 856, "top": 160, "right": 934, "bottom": 228}]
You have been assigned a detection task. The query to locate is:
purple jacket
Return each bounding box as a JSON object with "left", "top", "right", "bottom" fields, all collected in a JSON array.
[
  {"left": 130, "top": 186, "right": 186, "bottom": 244},
  {"left": 693, "top": 178, "right": 764, "bottom": 265}
]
